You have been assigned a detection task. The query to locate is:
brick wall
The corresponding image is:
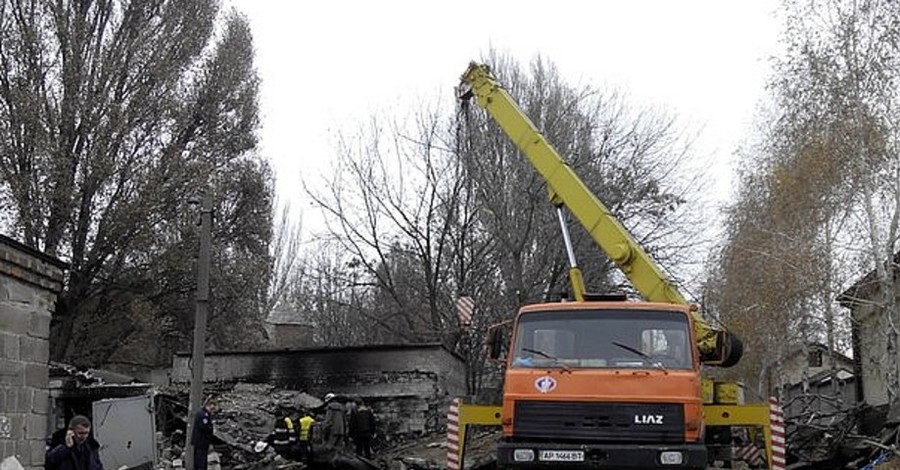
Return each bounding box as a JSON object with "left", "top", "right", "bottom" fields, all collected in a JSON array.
[{"left": 0, "top": 235, "right": 66, "bottom": 469}]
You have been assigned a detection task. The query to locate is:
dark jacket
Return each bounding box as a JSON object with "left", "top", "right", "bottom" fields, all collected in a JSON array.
[
  {"left": 191, "top": 408, "right": 215, "bottom": 448},
  {"left": 350, "top": 407, "right": 376, "bottom": 438},
  {"left": 46, "top": 438, "right": 104, "bottom": 470},
  {"left": 270, "top": 416, "right": 297, "bottom": 451}
]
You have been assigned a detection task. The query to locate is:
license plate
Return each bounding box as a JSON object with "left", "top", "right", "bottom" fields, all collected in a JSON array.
[{"left": 539, "top": 450, "right": 584, "bottom": 462}]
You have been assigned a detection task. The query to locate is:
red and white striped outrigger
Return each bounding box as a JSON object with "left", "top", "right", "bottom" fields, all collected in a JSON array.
[{"left": 769, "top": 397, "right": 786, "bottom": 470}]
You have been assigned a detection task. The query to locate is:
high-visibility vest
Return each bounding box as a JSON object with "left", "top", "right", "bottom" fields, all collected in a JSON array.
[
  {"left": 273, "top": 417, "right": 296, "bottom": 446},
  {"left": 286, "top": 417, "right": 297, "bottom": 443},
  {"left": 298, "top": 416, "right": 315, "bottom": 441}
]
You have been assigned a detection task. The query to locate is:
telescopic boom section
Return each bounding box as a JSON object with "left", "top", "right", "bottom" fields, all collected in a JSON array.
[{"left": 458, "top": 62, "right": 740, "bottom": 366}]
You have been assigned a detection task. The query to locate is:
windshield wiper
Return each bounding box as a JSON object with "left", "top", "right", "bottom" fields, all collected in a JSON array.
[
  {"left": 521, "top": 347, "right": 571, "bottom": 372},
  {"left": 611, "top": 341, "right": 648, "bottom": 358},
  {"left": 611, "top": 342, "right": 667, "bottom": 372}
]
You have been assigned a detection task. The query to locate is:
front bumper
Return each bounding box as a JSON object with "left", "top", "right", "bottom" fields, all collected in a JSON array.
[{"left": 497, "top": 441, "right": 707, "bottom": 469}]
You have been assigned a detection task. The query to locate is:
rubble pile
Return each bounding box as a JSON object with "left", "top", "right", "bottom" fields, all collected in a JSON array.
[
  {"left": 152, "top": 383, "right": 320, "bottom": 469},
  {"left": 154, "top": 381, "right": 497, "bottom": 470},
  {"left": 784, "top": 400, "right": 900, "bottom": 469},
  {"left": 214, "top": 383, "right": 322, "bottom": 468}
]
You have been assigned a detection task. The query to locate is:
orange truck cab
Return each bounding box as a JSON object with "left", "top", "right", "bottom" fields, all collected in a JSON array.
[{"left": 497, "top": 301, "right": 707, "bottom": 469}]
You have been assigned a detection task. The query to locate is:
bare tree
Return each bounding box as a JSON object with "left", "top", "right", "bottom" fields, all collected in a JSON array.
[
  {"left": 710, "top": 0, "right": 900, "bottom": 397},
  {"left": 304, "top": 53, "right": 709, "bottom": 397},
  {"left": 265, "top": 201, "right": 305, "bottom": 319},
  {"left": 307, "top": 106, "right": 465, "bottom": 344}
]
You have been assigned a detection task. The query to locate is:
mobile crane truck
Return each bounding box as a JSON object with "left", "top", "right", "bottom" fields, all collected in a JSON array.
[{"left": 451, "top": 62, "right": 780, "bottom": 469}]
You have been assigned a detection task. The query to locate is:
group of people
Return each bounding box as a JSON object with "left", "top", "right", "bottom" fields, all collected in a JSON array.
[
  {"left": 193, "top": 393, "right": 380, "bottom": 468},
  {"left": 320, "top": 392, "right": 378, "bottom": 459},
  {"left": 266, "top": 403, "right": 317, "bottom": 462},
  {"left": 262, "top": 392, "right": 379, "bottom": 463}
]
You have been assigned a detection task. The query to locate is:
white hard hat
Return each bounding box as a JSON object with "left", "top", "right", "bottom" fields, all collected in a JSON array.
[
  {"left": 254, "top": 441, "right": 268, "bottom": 453},
  {"left": 324, "top": 392, "right": 336, "bottom": 402}
]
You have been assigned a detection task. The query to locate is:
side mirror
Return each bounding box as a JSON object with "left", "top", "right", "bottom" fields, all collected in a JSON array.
[{"left": 486, "top": 322, "right": 510, "bottom": 360}]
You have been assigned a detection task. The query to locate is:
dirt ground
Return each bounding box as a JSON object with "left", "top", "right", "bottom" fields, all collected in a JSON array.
[{"left": 377, "top": 431, "right": 500, "bottom": 470}]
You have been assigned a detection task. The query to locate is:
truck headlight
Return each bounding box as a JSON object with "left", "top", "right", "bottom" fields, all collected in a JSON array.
[
  {"left": 513, "top": 449, "right": 535, "bottom": 462},
  {"left": 660, "top": 451, "right": 683, "bottom": 465}
]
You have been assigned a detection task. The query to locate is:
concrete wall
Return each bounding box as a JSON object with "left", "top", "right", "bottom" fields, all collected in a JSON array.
[
  {"left": 781, "top": 344, "right": 855, "bottom": 388},
  {"left": 171, "top": 344, "right": 466, "bottom": 397},
  {"left": 855, "top": 299, "right": 893, "bottom": 406},
  {"left": 0, "top": 235, "right": 66, "bottom": 469},
  {"left": 842, "top": 267, "right": 900, "bottom": 407}
]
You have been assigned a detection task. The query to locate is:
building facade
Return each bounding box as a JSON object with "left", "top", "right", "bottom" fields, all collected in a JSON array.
[{"left": 839, "top": 252, "right": 900, "bottom": 408}]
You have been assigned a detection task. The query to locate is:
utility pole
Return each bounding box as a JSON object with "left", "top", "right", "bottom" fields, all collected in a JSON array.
[{"left": 185, "top": 193, "right": 212, "bottom": 470}]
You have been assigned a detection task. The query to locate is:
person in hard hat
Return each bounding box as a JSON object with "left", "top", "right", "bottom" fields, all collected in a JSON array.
[{"left": 322, "top": 393, "right": 347, "bottom": 450}]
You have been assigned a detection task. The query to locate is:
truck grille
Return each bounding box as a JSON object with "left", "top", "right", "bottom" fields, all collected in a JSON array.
[{"left": 513, "top": 401, "right": 684, "bottom": 443}]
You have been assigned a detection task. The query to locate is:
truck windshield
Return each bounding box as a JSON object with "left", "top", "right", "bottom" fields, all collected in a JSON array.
[{"left": 510, "top": 309, "right": 692, "bottom": 370}]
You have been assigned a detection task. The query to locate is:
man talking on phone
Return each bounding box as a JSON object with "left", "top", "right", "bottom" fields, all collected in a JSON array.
[{"left": 46, "top": 415, "right": 104, "bottom": 470}]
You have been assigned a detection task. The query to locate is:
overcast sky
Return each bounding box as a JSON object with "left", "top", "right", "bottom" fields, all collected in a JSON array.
[{"left": 228, "top": 1, "right": 783, "bottom": 232}]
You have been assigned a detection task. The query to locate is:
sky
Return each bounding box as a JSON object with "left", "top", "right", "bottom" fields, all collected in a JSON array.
[{"left": 227, "top": 1, "right": 783, "bottom": 234}]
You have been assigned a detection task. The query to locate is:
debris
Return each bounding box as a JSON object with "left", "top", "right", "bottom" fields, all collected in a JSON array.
[
  {"left": 0, "top": 457, "right": 24, "bottom": 470},
  {"left": 155, "top": 381, "right": 474, "bottom": 469},
  {"left": 379, "top": 430, "right": 499, "bottom": 470}
]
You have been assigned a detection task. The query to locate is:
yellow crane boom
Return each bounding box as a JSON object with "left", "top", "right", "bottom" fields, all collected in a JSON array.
[{"left": 458, "top": 62, "right": 740, "bottom": 366}]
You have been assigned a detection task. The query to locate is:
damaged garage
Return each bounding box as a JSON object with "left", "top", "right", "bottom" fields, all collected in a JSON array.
[
  {"left": 164, "top": 343, "right": 471, "bottom": 468},
  {"left": 171, "top": 343, "right": 467, "bottom": 428}
]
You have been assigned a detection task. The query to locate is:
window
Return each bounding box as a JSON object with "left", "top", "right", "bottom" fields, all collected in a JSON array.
[
  {"left": 510, "top": 308, "right": 692, "bottom": 370},
  {"left": 808, "top": 349, "right": 823, "bottom": 368}
]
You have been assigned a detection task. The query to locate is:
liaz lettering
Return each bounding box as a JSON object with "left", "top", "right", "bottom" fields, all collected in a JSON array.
[{"left": 633, "top": 414, "right": 664, "bottom": 425}]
